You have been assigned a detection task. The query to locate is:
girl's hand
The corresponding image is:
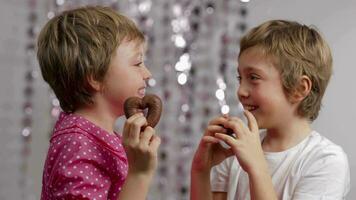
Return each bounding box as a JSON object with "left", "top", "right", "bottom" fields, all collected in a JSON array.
[
  {"left": 214, "top": 110, "right": 267, "bottom": 175},
  {"left": 122, "top": 113, "right": 161, "bottom": 177},
  {"left": 191, "top": 116, "right": 235, "bottom": 174}
]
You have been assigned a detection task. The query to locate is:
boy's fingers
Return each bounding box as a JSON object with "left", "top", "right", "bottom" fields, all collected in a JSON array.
[
  {"left": 205, "top": 125, "right": 228, "bottom": 136},
  {"left": 219, "top": 118, "right": 245, "bottom": 138},
  {"left": 221, "top": 147, "right": 234, "bottom": 158},
  {"left": 228, "top": 117, "right": 250, "bottom": 136},
  {"left": 202, "top": 135, "right": 220, "bottom": 144},
  {"left": 208, "top": 116, "right": 229, "bottom": 126},
  {"left": 214, "top": 133, "right": 240, "bottom": 148},
  {"left": 244, "top": 110, "right": 259, "bottom": 133}
]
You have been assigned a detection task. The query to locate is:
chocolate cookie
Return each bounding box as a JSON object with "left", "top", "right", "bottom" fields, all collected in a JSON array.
[{"left": 124, "top": 94, "right": 162, "bottom": 128}]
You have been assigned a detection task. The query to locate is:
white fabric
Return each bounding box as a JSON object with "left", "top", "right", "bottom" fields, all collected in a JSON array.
[{"left": 210, "top": 131, "right": 350, "bottom": 200}]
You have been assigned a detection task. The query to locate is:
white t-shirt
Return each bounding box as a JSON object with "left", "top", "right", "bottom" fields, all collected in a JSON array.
[{"left": 211, "top": 131, "right": 350, "bottom": 200}]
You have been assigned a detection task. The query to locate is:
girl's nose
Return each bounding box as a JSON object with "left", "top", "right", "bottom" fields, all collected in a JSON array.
[{"left": 142, "top": 66, "right": 152, "bottom": 80}]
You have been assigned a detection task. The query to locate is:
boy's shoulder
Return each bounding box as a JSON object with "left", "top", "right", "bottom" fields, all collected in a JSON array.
[
  {"left": 306, "top": 131, "right": 347, "bottom": 156},
  {"left": 300, "top": 131, "right": 349, "bottom": 174}
]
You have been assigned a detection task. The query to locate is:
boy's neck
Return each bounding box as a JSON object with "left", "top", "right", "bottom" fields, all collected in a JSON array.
[
  {"left": 74, "top": 103, "right": 121, "bottom": 135},
  {"left": 263, "top": 117, "right": 312, "bottom": 152}
]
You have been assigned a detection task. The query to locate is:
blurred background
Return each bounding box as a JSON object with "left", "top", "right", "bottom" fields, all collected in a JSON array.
[{"left": 0, "top": 0, "right": 355, "bottom": 199}]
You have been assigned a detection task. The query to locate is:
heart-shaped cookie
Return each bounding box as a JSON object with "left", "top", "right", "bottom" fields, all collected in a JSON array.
[{"left": 124, "top": 94, "right": 162, "bottom": 128}]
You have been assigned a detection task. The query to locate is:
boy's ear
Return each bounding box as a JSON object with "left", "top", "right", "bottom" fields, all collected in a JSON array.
[
  {"left": 87, "top": 75, "right": 102, "bottom": 92},
  {"left": 290, "top": 75, "right": 312, "bottom": 103}
]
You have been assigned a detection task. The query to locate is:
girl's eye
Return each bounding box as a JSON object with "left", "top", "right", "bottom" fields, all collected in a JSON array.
[{"left": 134, "top": 62, "right": 143, "bottom": 67}]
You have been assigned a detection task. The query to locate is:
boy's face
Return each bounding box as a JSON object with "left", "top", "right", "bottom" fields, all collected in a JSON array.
[
  {"left": 100, "top": 39, "right": 151, "bottom": 116},
  {"left": 237, "top": 46, "right": 297, "bottom": 129}
]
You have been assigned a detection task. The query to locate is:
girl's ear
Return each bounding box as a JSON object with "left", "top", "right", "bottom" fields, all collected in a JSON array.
[
  {"left": 290, "top": 75, "right": 312, "bottom": 104},
  {"left": 87, "top": 75, "right": 102, "bottom": 92}
]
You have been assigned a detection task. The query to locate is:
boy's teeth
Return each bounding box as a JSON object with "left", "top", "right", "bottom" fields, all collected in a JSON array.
[{"left": 245, "top": 105, "right": 257, "bottom": 111}]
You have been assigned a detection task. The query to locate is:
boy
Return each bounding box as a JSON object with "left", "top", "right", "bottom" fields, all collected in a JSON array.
[
  {"left": 37, "top": 6, "right": 160, "bottom": 200},
  {"left": 190, "top": 20, "right": 350, "bottom": 200}
]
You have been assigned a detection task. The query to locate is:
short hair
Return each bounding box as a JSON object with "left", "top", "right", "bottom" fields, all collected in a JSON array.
[
  {"left": 239, "top": 20, "right": 332, "bottom": 121},
  {"left": 37, "top": 6, "right": 144, "bottom": 112}
]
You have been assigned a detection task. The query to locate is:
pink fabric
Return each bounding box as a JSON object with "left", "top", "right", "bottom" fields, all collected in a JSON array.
[{"left": 41, "top": 112, "right": 128, "bottom": 200}]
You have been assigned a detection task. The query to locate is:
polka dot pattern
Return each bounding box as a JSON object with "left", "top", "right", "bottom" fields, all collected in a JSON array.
[{"left": 41, "top": 112, "right": 128, "bottom": 200}]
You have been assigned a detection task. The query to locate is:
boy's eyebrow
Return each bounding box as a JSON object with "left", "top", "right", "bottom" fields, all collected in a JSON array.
[{"left": 238, "top": 65, "right": 266, "bottom": 74}]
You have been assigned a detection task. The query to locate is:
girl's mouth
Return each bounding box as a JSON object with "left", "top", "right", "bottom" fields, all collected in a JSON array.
[{"left": 138, "top": 87, "right": 146, "bottom": 97}]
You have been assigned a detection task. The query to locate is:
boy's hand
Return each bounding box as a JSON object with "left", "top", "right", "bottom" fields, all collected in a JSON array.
[
  {"left": 214, "top": 110, "right": 268, "bottom": 175},
  {"left": 122, "top": 113, "right": 161, "bottom": 177},
  {"left": 191, "top": 116, "right": 235, "bottom": 174}
]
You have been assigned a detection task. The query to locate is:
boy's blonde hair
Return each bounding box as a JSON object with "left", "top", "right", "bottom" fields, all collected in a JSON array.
[
  {"left": 239, "top": 20, "right": 332, "bottom": 121},
  {"left": 37, "top": 6, "right": 144, "bottom": 112}
]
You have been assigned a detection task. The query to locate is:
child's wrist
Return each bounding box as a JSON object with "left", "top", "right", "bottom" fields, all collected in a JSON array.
[
  {"left": 191, "top": 163, "right": 212, "bottom": 175},
  {"left": 247, "top": 164, "right": 269, "bottom": 178},
  {"left": 191, "top": 169, "right": 211, "bottom": 181},
  {"left": 126, "top": 171, "right": 154, "bottom": 182},
  {"left": 191, "top": 169, "right": 210, "bottom": 176}
]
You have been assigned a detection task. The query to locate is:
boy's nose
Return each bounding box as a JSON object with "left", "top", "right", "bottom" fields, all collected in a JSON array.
[{"left": 237, "top": 84, "right": 249, "bottom": 99}]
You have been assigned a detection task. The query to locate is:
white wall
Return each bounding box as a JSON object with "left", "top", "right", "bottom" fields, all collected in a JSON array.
[
  {"left": 245, "top": 0, "right": 356, "bottom": 198},
  {"left": 0, "top": 0, "right": 28, "bottom": 199}
]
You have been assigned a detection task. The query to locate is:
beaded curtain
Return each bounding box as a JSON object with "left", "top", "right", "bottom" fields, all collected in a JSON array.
[{"left": 21, "top": 0, "right": 249, "bottom": 199}]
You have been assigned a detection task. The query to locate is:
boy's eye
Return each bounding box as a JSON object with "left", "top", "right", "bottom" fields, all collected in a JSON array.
[
  {"left": 236, "top": 75, "right": 242, "bottom": 82},
  {"left": 249, "top": 74, "right": 260, "bottom": 80}
]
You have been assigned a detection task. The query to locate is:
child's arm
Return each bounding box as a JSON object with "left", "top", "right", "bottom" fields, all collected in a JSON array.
[
  {"left": 214, "top": 111, "right": 278, "bottom": 200},
  {"left": 190, "top": 171, "right": 227, "bottom": 200},
  {"left": 190, "top": 116, "right": 234, "bottom": 200},
  {"left": 119, "top": 113, "right": 161, "bottom": 200},
  {"left": 247, "top": 169, "right": 278, "bottom": 200}
]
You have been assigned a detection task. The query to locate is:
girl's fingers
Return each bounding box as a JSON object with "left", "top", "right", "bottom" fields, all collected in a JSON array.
[
  {"left": 140, "top": 126, "right": 154, "bottom": 146},
  {"left": 123, "top": 113, "right": 144, "bottom": 139},
  {"left": 149, "top": 134, "right": 161, "bottom": 152},
  {"left": 127, "top": 116, "right": 147, "bottom": 144}
]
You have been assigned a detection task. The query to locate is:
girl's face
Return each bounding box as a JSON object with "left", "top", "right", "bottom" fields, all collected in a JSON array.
[
  {"left": 99, "top": 40, "right": 151, "bottom": 116},
  {"left": 237, "top": 46, "right": 297, "bottom": 129}
]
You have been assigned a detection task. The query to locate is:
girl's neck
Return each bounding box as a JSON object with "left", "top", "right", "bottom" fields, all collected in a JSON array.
[
  {"left": 263, "top": 117, "right": 312, "bottom": 152},
  {"left": 74, "top": 103, "right": 121, "bottom": 135}
]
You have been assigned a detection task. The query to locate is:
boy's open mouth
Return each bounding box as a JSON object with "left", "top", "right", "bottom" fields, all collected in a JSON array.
[{"left": 244, "top": 105, "right": 258, "bottom": 112}]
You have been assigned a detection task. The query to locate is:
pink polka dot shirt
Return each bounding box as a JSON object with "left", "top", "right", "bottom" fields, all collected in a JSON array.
[{"left": 41, "top": 112, "right": 128, "bottom": 200}]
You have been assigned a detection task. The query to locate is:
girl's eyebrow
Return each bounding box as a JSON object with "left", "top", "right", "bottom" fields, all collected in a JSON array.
[{"left": 130, "top": 51, "right": 143, "bottom": 61}]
